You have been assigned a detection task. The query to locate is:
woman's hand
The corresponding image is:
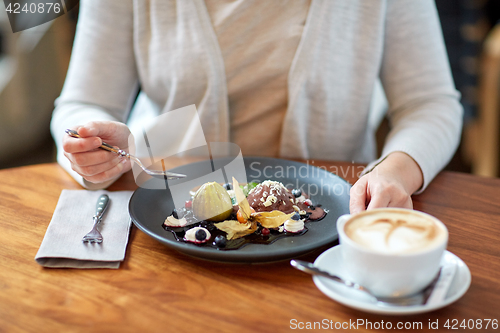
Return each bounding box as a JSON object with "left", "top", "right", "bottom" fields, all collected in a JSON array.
[
  {"left": 349, "top": 152, "right": 423, "bottom": 214},
  {"left": 62, "top": 121, "right": 132, "bottom": 184}
]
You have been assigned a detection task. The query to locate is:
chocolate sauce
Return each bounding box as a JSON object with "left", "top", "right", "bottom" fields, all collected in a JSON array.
[{"left": 164, "top": 219, "right": 307, "bottom": 251}]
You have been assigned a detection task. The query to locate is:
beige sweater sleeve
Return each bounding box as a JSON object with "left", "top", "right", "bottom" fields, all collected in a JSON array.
[
  {"left": 364, "top": 0, "right": 463, "bottom": 193},
  {"left": 50, "top": 0, "right": 138, "bottom": 189}
]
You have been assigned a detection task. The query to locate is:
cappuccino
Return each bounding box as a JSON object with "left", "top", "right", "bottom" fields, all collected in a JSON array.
[
  {"left": 344, "top": 210, "right": 447, "bottom": 254},
  {"left": 337, "top": 209, "right": 448, "bottom": 296}
]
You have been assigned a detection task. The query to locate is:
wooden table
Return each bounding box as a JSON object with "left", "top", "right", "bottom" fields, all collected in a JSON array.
[{"left": 0, "top": 161, "right": 499, "bottom": 332}]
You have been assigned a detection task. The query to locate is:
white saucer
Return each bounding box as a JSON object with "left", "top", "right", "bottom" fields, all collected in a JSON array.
[{"left": 313, "top": 245, "right": 471, "bottom": 315}]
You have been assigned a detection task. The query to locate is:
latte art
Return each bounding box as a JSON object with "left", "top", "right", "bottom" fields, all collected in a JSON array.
[{"left": 344, "top": 211, "right": 446, "bottom": 254}]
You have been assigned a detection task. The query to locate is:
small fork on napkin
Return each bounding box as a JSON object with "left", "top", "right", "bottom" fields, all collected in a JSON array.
[
  {"left": 82, "top": 194, "right": 109, "bottom": 244},
  {"left": 35, "top": 190, "right": 133, "bottom": 269}
]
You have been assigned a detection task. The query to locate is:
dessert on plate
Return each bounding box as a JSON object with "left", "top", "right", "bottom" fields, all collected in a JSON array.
[{"left": 163, "top": 178, "right": 327, "bottom": 250}]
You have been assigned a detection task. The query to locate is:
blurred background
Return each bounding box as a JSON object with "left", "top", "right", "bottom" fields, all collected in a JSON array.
[{"left": 0, "top": 1, "right": 499, "bottom": 177}]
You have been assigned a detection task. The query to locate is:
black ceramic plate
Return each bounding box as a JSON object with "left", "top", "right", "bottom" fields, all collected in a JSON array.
[{"left": 129, "top": 157, "right": 351, "bottom": 262}]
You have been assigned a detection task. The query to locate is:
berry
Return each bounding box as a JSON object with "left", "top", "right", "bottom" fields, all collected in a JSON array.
[
  {"left": 172, "top": 208, "right": 184, "bottom": 219},
  {"left": 291, "top": 212, "right": 300, "bottom": 221},
  {"left": 261, "top": 228, "right": 270, "bottom": 236},
  {"left": 185, "top": 200, "right": 192, "bottom": 209},
  {"left": 214, "top": 235, "right": 227, "bottom": 248},
  {"left": 195, "top": 229, "right": 207, "bottom": 241},
  {"left": 292, "top": 189, "right": 302, "bottom": 198},
  {"left": 223, "top": 183, "right": 232, "bottom": 190}
]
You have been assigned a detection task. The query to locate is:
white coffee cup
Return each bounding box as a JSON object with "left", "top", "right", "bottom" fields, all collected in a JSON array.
[{"left": 337, "top": 208, "right": 448, "bottom": 297}]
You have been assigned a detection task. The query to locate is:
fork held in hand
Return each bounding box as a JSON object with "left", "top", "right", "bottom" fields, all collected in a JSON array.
[
  {"left": 65, "top": 129, "right": 187, "bottom": 180},
  {"left": 82, "top": 194, "right": 110, "bottom": 244}
]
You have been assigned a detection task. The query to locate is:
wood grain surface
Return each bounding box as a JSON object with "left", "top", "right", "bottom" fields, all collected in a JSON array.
[{"left": 0, "top": 161, "right": 499, "bottom": 333}]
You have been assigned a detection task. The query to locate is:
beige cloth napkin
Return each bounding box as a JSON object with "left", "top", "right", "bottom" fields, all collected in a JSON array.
[{"left": 35, "top": 189, "right": 133, "bottom": 269}]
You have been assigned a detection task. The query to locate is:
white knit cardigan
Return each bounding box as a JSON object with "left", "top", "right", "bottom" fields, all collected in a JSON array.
[{"left": 51, "top": 0, "right": 463, "bottom": 191}]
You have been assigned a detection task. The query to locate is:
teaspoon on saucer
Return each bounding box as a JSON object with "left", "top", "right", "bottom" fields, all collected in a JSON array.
[
  {"left": 65, "top": 129, "right": 186, "bottom": 180},
  {"left": 290, "top": 259, "right": 440, "bottom": 307}
]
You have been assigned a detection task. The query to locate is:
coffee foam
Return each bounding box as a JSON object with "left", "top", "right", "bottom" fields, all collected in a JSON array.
[{"left": 344, "top": 211, "right": 446, "bottom": 254}]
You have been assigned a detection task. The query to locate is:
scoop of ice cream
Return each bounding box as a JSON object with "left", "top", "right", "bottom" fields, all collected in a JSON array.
[
  {"left": 164, "top": 215, "right": 188, "bottom": 227},
  {"left": 184, "top": 227, "right": 211, "bottom": 244},
  {"left": 247, "top": 181, "right": 295, "bottom": 213},
  {"left": 284, "top": 218, "right": 305, "bottom": 233}
]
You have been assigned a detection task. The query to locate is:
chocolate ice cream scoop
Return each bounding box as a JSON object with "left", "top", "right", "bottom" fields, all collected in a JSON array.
[{"left": 247, "top": 181, "right": 295, "bottom": 214}]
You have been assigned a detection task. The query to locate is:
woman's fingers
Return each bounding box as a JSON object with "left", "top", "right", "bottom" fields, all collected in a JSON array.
[
  {"left": 64, "top": 149, "right": 117, "bottom": 167},
  {"left": 349, "top": 152, "right": 423, "bottom": 214},
  {"left": 349, "top": 172, "right": 413, "bottom": 213},
  {"left": 366, "top": 181, "right": 410, "bottom": 210},
  {"left": 63, "top": 121, "right": 130, "bottom": 154},
  {"left": 70, "top": 155, "right": 122, "bottom": 177},
  {"left": 390, "top": 194, "right": 413, "bottom": 210},
  {"left": 77, "top": 121, "right": 120, "bottom": 141},
  {"left": 82, "top": 165, "right": 123, "bottom": 184},
  {"left": 349, "top": 177, "right": 368, "bottom": 214},
  {"left": 366, "top": 183, "right": 392, "bottom": 210},
  {"left": 62, "top": 133, "right": 102, "bottom": 153},
  {"left": 71, "top": 158, "right": 130, "bottom": 183},
  {"left": 61, "top": 121, "right": 133, "bottom": 183}
]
